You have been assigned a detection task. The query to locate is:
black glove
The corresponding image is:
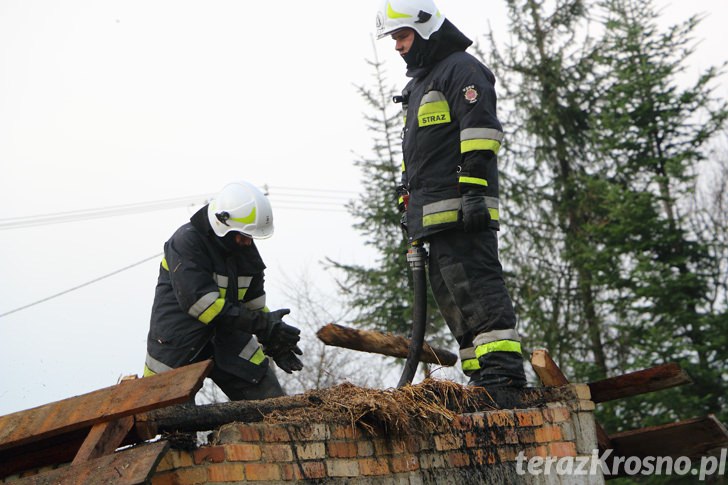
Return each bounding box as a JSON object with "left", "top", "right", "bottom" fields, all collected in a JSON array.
[
  {"left": 255, "top": 309, "right": 301, "bottom": 347},
  {"left": 461, "top": 193, "right": 491, "bottom": 232},
  {"left": 269, "top": 345, "right": 304, "bottom": 374}
]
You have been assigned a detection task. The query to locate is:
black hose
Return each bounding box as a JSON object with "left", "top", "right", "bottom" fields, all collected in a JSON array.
[{"left": 397, "top": 244, "right": 428, "bottom": 388}]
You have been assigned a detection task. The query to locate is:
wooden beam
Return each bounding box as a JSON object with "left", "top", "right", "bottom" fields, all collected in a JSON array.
[
  {"left": 609, "top": 415, "right": 728, "bottom": 460},
  {"left": 9, "top": 440, "right": 169, "bottom": 485},
  {"left": 530, "top": 349, "right": 613, "bottom": 452},
  {"left": 530, "top": 349, "right": 570, "bottom": 386},
  {"left": 71, "top": 416, "right": 135, "bottom": 465},
  {"left": 0, "top": 360, "right": 212, "bottom": 452},
  {"left": 316, "top": 323, "right": 458, "bottom": 366},
  {"left": 588, "top": 363, "right": 692, "bottom": 403}
]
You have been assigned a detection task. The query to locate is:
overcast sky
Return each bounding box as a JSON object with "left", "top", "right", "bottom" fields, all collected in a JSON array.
[{"left": 1, "top": 0, "right": 726, "bottom": 416}]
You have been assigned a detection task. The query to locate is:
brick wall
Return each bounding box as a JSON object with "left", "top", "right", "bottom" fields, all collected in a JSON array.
[{"left": 152, "top": 385, "right": 605, "bottom": 485}]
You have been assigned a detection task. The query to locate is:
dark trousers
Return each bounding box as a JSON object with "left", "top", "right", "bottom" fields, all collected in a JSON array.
[
  {"left": 208, "top": 364, "right": 285, "bottom": 401},
  {"left": 428, "top": 229, "right": 526, "bottom": 388}
]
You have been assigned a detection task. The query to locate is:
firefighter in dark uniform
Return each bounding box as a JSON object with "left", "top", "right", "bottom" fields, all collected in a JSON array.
[
  {"left": 144, "top": 181, "right": 303, "bottom": 400},
  {"left": 376, "top": 0, "right": 526, "bottom": 389}
]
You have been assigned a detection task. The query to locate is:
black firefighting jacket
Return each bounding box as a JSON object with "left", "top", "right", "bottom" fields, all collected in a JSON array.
[
  {"left": 145, "top": 205, "right": 270, "bottom": 384},
  {"left": 400, "top": 50, "right": 504, "bottom": 241}
]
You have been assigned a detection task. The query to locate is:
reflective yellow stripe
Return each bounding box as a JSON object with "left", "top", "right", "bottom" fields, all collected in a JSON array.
[
  {"left": 459, "top": 176, "right": 488, "bottom": 187},
  {"left": 461, "top": 340, "right": 522, "bottom": 371},
  {"left": 418, "top": 100, "right": 451, "bottom": 127},
  {"left": 143, "top": 365, "right": 157, "bottom": 377},
  {"left": 250, "top": 347, "right": 266, "bottom": 365},
  {"left": 461, "top": 139, "right": 501, "bottom": 154},
  {"left": 230, "top": 207, "right": 256, "bottom": 224},
  {"left": 489, "top": 208, "right": 500, "bottom": 221},
  {"left": 198, "top": 298, "right": 225, "bottom": 324},
  {"left": 238, "top": 288, "right": 248, "bottom": 301},
  {"left": 161, "top": 258, "right": 169, "bottom": 271},
  {"left": 423, "top": 210, "right": 459, "bottom": 227},
  {"left": 387, "top": 2, "right": 412, "bottom": 19},
  {"left": 401, "top": 160, "right": 405, "bottom": 172},
  {"left": 475, "top": 340, "right": 522, "bottom": 358}
]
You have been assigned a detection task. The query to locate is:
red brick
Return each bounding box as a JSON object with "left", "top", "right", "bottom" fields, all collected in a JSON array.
[
  {"left": 359, "top": 457, "right": 391, "bottom": 476},
  {"left": 329, "top": 424, "right": 361, "bottom": 440},
  {"left": 544, "top": 407, "right": 571, "bottom": 423},
  {"left": 534, "top": 425, "right": 563, "bottom": 443},
  {"left": 238, "top": 424, "right": 262, "bottom": 441},
  {"left": 155, "top": 449, "right": 194, "bottom": 471},
  {"left": 152, "top": 467, "right": 207, "bottom": 485},
  {"left": 525, "top": 445, "right": 549, "bottom": 458},
  {"left": 453, "top": 414, "right": 473, "bottom": 430},
  {"left": 446, "top": 452, "right": 471, "bottom": 468},
  {"left": 261, "top": 443, "right": 294, "bottom": 462},
  {"left": 226, "top": 443, "right": 262, "bottom": 461},
  {"left": 390, "top": 454, "right": 419, "bottom": 473},
  {"left": 262, "top": 425, "right": 291, "bottom": 442},
  {"left": 487, "top": 410, "right": 516, "bottom": 427},
  {"left": 464, "top": 431, "right": 478, "bottom": 448},
  {"left": 434, "top": 433, "right": 463, "bottom": 451},
  {"left": 244, "top": 463, "right": 282, "bottom": 481},
  {"left": 472, "top": 449, "right": 498, "bottom": 465},
  {"left": 207, "top": 463, "right": 245, "bottom": 481},
  {"left": 299, "top": 461, "right": 327, "bottom": 479},
  {"left": 404, "top": 435, "right": 422, "bottom": 453},
  {"left": 498, "top": 446, "right": 521, "bottom": 462},
  {"left": 328, "top": 441, "right": 358, "bottom": 458},
  {"left": 516, "top": 410, "right": 545, "bottom": 427},
  {"left": 470, "top": 412, "right": 487, "bottom": 428},
  {"left": 280, "top": 463, "right": 301, "bottom": 481},
  {"left": 516, "top": 428, "right": 537, "bottom": 443},
  {"left": 193, "top": 445, "right": 225, "bottom": 464},
  {"left": 548, "top": 441, "right": 577, "bottom": 457}
]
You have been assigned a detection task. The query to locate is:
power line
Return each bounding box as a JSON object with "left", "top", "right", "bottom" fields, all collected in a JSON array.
[
  {"left": 0, "top": 253, "right": 163, "bottom": 319},
  {"left": 0, "top": 186, "right": 354, "bottom": 231}
]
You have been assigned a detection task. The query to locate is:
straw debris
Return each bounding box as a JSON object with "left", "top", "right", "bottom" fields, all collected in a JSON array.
[{"left": 264, "top": 378, "right": 498, "bottom": 437}]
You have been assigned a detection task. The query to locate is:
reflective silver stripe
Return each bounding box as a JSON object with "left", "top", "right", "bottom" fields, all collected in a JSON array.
[
  {"left": 238, "top": 336, "right": 261, "bottom": 360},
  {"left": 473, "top": 329, "right": 521, "bottom": 346},
  {"left": 421, "top": 90, "right": 447, "bottom": 104},
  {"left": 188, "top": 291, "right": 220, "bottom": 318},
  {"left": 214, "top": 273, "right": 228, "bottom": 287},
  {"left": 244, "top": 294, "right": 267, "bottom": 311},
  {"left": 145, "top": 353, "right": 174, "bottom": 374},
  {"left": 422, "top": 198, "right": 461, "bottom": 216},
  {"left": 485, "top": 196, "right": 499, "bottom": 210},
  {"left": 460, "top": 347, "right": 477, "bottom": 361},
  {"left": 238, "top": 276, "right": 253, "bottom": 289},
  {"left": 460, "top": 127, "right": 504, "bottom": 143}
]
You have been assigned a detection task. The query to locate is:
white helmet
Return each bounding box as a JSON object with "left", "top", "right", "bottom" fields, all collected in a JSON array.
[
  {"left": 207, "top": 181, "right": 274, "bottom": 239},
  {"left": 375, "top": 0, "right": 445, "bottom": 40}
]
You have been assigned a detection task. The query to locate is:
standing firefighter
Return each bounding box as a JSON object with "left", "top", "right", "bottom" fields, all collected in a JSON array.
[
  {"left": 144, "top": 181, "right": 303, "bottom": 400},
  {"left": 377, "top": 0, "right": 526, "bottom": 389}
]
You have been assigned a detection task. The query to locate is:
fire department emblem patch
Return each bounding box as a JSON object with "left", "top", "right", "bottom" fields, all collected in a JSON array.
[{"left": 463, "top": 85, "right": 478, "bottom": 104}]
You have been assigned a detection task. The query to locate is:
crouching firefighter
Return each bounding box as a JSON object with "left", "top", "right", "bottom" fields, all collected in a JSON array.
[
  {"left": 377, "top": 0, "right": 526, "bottom": 389},
  {"left": 143, "top": 181, "right": 303, "bottom": 400}
]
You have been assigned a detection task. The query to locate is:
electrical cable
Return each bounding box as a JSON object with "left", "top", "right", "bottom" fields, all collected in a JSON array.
[
  {"left": 0, "top": 185, "right": 353, "bottom": 231},
  {"left": 0, "top": 253, "right": 163, "bottom": 319}
]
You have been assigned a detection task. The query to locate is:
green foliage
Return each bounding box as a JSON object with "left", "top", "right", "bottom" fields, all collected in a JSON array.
[{"left": 490, "top": 0, "right": 727, "bottom": 434}]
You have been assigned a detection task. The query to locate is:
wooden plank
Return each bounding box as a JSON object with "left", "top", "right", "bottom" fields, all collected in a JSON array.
[
  {"left": 71, "top": 416, "right": 135, "bottom": 464},
  {"left": 316, "top": 323, "right": 458, "bottom": 366},
  {"left": 588, "top": 363, "right": 692, "bottom": 403},
  {"left": 530, "top": 349, "right": 613, "bottom": 452},
  {"left": 609, "top": 415, "right": 728, "bottom": 459},
  {"left": 530, "top": 349, "right": 570, "bottom": 386},
  {"left": 9, "top": 440, "right": 169, "bottom": 485},
  {"left": 0, "top": 360, "right": 211, "bottom": 452}
]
